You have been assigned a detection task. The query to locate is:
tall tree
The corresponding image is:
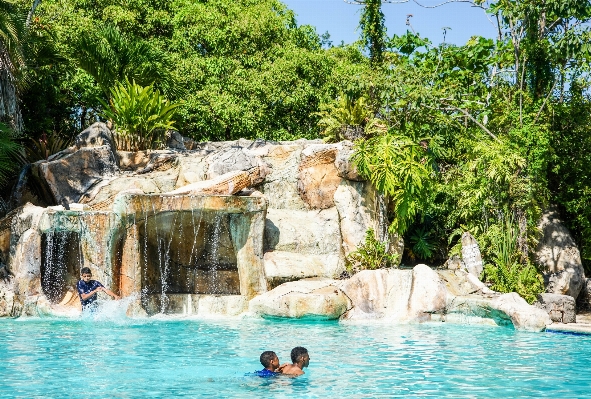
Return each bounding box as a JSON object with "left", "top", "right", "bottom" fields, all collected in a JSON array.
[
  {"left": 347, "top": 0, "right": 387, "bottom": 65},
  {"left": 0, "top": 0, "right": 26, "bottom": 131}
]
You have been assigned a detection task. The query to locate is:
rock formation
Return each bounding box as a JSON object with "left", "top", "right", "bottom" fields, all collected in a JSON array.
[
  {"left": 0, "top": 124, "right": 396, "bottom": 317},
  {"left": 0, "top": 124, "right": 559, "bottom": 331},
  {"left": 248, "top": 265, "right": 551, "bottom": 331},
  {"left": 535, "top": 207, "right": 586, "bottom": 300}
]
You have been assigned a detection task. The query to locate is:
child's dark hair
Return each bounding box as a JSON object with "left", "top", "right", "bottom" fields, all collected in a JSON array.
[
  {"left": 290, "top": 347, "right": 308, "bottom": 363},
  {"left": 259, "top": 351, "right": 277, "bottom": 368},
  {"left": 80, "top": 267, "right": 92, "bottom": 275}
]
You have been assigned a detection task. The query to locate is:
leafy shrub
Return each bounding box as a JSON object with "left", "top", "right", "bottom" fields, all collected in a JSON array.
[
  {"left": 24, "top": 132, "right": 72, "bottom": 162},
  {"left": 482, "top": 216, "right": 544, "bottom": 304},
  {"left": 0, "top": 123, "right": 22, "bottom": 185},
  {"left": 345, "top": 228, "right": 398, "bottom": 276},
  {"left": 99, "top": 79, "right": 182, "bottom": 151},
  {"left": 408, "top": 226, "right": 437, "bottom": 261},
  {"left": 352, "top": 132, "right": 434, "bottom": 235},
  {"left": 316, "top": 93, "right": 385, "bottom": 142}
]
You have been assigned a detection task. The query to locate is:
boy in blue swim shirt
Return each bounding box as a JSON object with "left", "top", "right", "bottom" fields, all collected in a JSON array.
[
  {"left": 77, "top": 267, "right": 119, "bottom": 310},
  {"left": 254, "top": 351, "right": 284, "bottom": 377}
]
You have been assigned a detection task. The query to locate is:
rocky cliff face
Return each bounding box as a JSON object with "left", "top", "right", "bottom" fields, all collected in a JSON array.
[{"left": 0, "top": 124, "right": 399, "bottom": 317}]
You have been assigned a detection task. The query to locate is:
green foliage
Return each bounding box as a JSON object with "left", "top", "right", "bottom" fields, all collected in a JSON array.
[
  {"left": 482, "top": 216, "right": 544, "bottom": 304},
  {"left": 316, "top": 93, "right": 384, "bottom": 142},
  {"left": 0, "top": 123, "right": 22, "bottom": 183},
  {"left": 24, "top": 131, "right": 72, "bottom": 162},
  {"left": 73, "top": 24, "right": 174, "bottom": 98},
  {"left": 352, "top": 132, "right": 435, "bottom": 235},
  {"left": 408, "top": 226, "right": 437, "bottom": 261},
  {"left": 345, "top": 228, "right": 398, "bottom": 275},
  {"left": 357, "top": 0, "right": 386, "bottom": 65},
  {"left": 99, "top": 80, "right": 182, "bottom": 151}
]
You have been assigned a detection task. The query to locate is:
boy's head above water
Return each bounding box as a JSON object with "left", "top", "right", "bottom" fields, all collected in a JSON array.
[
  {"left": 80, "top": 267, "right": 92, "bottom": 282},
  {"left": 260, "top": 351, "right": 279, "bottom": 371},
  {"left": 291, "top": 347, "right": 310, "bottom": 367}
]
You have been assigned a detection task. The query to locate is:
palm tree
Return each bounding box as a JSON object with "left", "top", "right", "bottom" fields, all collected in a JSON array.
[
  {"left": 0, "top": 0, "right": 26, "bottom": 132},
  {"left": 74, "top": 25, "right": 175, "bottom": 100}
]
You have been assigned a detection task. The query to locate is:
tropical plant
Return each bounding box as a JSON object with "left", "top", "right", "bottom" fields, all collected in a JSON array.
[
  {"left": 352, "top": 131, "right": 435, "bottom": 235},
  {"left": 99, "top": 79, "right": 182, "bottom": 151},
  {"left": 482, "top": 215, "right": 544, "bottom": 304},
  {"left": 408, "top": 226, "right": 437, "bottom": 261},
  {"left": 345, "top": 228, "right": 398, "bottom": 276},
  {"left": 316, "top": 93, "right": 384, "bottom": 142},
  {"left": 348, "top": 0, "right": 387, "bottom": 65},
  {"left": 0, "top": 0, "right": 27, "bottom": 131},
  {"left": 73, "top": 24, "right": 174, "bottom": 98},
  {"left": 24, "top": 131, "right": 72, "bottom": 162}
]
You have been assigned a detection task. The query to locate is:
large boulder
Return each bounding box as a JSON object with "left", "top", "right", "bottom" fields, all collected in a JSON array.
[
  {"left": 493, "top": 293, "right": 552, "bottom": 331},
  {"left": 35, "top": 145, "right": 119, "bottom": 204},
  {"left": 334, "top": 142, "right": 364, "bottom": 181},
  {"left": 263, "top": 208, "right": 343, "bottom": 281},
  {"left": 576, "top": 278, "right": 591, "bottom": 310},
  {"left": 249, "top": 278, "right": 350, "bottom": 319},
  {"left": 535, "top": 208, "right": 585, "bottom": 299},
  {"left": 534, "top": 293, "right": 576, "bottom": 324},
  {"left": 339, "top": 265, "right": 447, "bottom": 322},
  {"left": 75, "top": 122, "right": 115, "bottom": 150}
]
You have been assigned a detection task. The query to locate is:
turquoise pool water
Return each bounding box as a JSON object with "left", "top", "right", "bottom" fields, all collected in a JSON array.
[{"left": 1, "top": 315, "right": 590, "bottom": 398}]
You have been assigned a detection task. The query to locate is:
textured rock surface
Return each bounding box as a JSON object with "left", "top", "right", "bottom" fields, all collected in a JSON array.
[
  {"left": 461, "top": 232, "right": 484, "bottom": 278},
  {"left": 339, "top": 265, "right": 447, "bottom": 322},
  {"left": 263, "top": 208, "right": 343, "bottom": 282},
  {"left": 0, "top": 134, "right": 396, "bottom": 317},
  {"left": 334, "top": 142, "right": 363, "bottom": 181},
  {"left": 249, "top": 278, "right": 350, "bottom": 319},
  {"left": 333, "top": 266, "right": 550, "bottom": 331},
  {"left": 297, "top": 146, "right": 341, "bottom": 209},
  {"left": 493, "top": 293, "right": 552, "bottom": 331},
  {"left": 576, "top": 278, "right": 591, "bottom": 310},
  {"left": 534, "top": 293, "right": 576, "bottom": 323},
  {"left": 37, "top": 146, "right": 119, "bottom": 204},
  {"left": 536, "top": 208, "right": 585, "bottom": 299},
  {"left": 75, "top": 122, "right": 115, "bottom": 150}
]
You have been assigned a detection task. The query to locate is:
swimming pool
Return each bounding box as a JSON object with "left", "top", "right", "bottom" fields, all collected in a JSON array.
[{"left": 1, "top": 314, "right": 590, "bottom": 398}]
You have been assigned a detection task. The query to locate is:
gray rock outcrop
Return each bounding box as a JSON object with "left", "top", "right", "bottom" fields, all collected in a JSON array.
[
  {"left": 535, "top": 208, "right": 585, "bottom": 299},
  {"left": 576, "top": 278, "right": 591, "bottom": 310},
  {"left": 534, "top": 293, "right": 576, "bottom": 324}
]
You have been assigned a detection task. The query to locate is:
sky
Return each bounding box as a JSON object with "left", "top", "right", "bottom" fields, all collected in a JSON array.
[{"left": 281, "top": 0, "right": 498, "bottom": 46}]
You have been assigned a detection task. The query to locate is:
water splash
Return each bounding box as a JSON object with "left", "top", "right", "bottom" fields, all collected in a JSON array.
[{"left": 82, "top": 294, "right": 139, "bottom": 323}]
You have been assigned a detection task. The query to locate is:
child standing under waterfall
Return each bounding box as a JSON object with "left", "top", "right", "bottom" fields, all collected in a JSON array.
[{"left": 77, "top": 267, "right": 120, "bottom": 311}]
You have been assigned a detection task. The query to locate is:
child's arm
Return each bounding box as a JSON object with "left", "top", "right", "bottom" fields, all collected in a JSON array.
[
  {"left": 80, "top": 287, "right": 102, "bottom": 300},
  {"left": 101, "top": 287, "right": 120, "bottom": 300}
]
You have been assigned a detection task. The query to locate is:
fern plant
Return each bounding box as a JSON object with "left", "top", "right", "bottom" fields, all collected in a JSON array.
[
  {"left": 99, "top": 79, "right": 182, "bottom": 151},
  {"left": 345, "top": 228, "right": 398, "bottom": 276},
  {"left": 408, "top": 226, "right": 437, "bottom": 260},
  {"left": 316, "top": 93, "right": 385, "bottom": 142}
]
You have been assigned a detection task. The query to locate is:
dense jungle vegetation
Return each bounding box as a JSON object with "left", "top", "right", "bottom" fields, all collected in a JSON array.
[{"left": 0, "top": 0, "right": 589, "bottom": 301}]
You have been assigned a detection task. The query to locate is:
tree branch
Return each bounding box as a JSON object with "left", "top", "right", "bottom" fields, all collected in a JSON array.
[
  {"left": 442, "top": 104, "right": 500, "bottom": 142},
  {"left": 27, "top": 0, "right": 42, "bottom": 27}
]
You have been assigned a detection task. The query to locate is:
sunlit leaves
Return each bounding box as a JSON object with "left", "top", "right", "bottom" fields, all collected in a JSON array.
[
  {"left": 99, "top": 79, "right": 182, "bottom": 151},
  {"left": 352, "top": 132, "right": 434, "bottom": 235}
]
